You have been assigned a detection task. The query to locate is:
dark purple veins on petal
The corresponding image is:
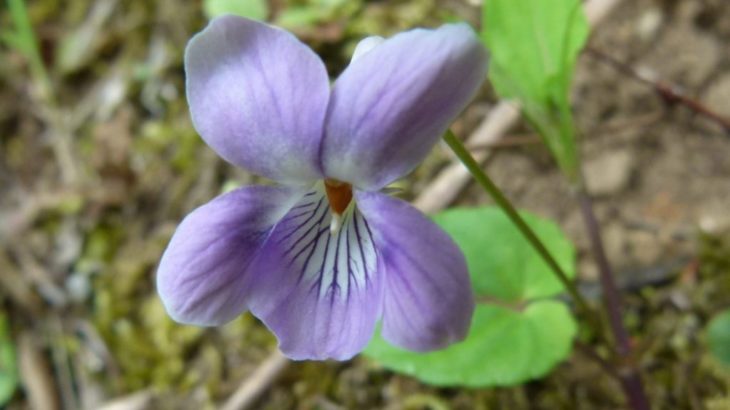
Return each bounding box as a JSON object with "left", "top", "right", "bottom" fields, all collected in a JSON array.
[{"left": 270, "top": 187, "right": 378, "bottom": 304}]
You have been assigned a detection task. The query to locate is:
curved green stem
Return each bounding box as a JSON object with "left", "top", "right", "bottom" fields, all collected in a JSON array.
[
  {"left": 443, "top": 129, "right": 648, "bottom": 409},
  {"left": 442, "top": 129, "right": 591, "bottom": 315}
]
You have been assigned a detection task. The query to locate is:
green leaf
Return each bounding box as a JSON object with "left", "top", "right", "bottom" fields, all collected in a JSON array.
[
  {"left": 433, "top": 207, "right": 575, "bottom": 302},
  {"left": 707, "top": 309, "right": 730, "bottom": 367},
  {"left": 482, "top": 0, "right": 589, "bottom": 180},
  {"left": 6, "top": 0, "right": 34, "bottom": 51},
  {"left": 0, "top": 313, "right": 18, "bottom": 406},
  {"left": 0, "top": 31, "right": 23, "bottom": 51},
  {"left": 203, "top": 0, "right": 269, "bottom": 21},
  {"left": 365, "top": 301, "right": 576, "bottom": 387},
  {"left": 275, "top": 7, "right": 324, "bottom": 29},
  {"left": 274, "top": 0, "right": 350, "bottom": 30},
  {"left": 364, "top": 206, "right": 577, "bottom": 386}
]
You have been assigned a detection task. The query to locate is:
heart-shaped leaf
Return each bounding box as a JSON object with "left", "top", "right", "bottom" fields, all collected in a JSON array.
[
  {"left": 707, "top": 309, "right": 730, "bottom": 367},
  {"left": 0, "top": 313, "right": 18, "bottom": 406}
]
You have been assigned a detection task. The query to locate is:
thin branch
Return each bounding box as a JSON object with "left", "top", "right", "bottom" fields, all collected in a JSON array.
[
  {"left": 220, "top": 350, "right": 290, "bottom": 410},
  {"left": 97, "top": 391, "right": 153, "bottom": 410},
  {"left": 18, "top": 332, "right": 61, "bottom": 410},
  {"left": 466, "top": 112, "right": 662, "bottom": 153},
  {"left": 467, "top": 134, "right": 541, "bottom": 151},
  {"left": 585, "top": 47, "right": 730, "bottom": 133}
]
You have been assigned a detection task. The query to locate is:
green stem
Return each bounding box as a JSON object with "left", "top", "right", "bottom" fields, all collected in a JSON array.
[{"left": 442, "top": 129, "right": 591, "bottom": 315}]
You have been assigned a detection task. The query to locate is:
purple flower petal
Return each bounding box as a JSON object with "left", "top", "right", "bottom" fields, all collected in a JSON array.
[
  {"left": 351, "top": 36, "right": 384, "bottom": 61},
  {"left": 185, "top": 16, "right": 330, "bottom": 184},
  {"left": 246, "top": 186, "right": 383, "bottom": 360},
  {"left": 322, "top": 23, "right": 488, "bottom": 190},
  {"left": 356, "top": 191, "right": 474, "bottom": 351},
  {"left": 157, "top": 185, "right": 305, "bottom": 326}
]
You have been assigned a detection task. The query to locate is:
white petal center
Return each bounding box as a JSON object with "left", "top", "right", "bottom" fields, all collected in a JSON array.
[{"left": 272, "top": 184, "right": 377, "bottom": 300}]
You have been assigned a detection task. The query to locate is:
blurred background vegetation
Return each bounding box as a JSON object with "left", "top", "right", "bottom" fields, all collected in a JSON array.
[{"left": 1, "top": 0, "right": 730, "bottom": 409}]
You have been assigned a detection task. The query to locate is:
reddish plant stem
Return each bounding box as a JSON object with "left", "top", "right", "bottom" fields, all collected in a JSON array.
[
  {"left": 577, "top": 189, "right": 650, "bottom": 410},
  {"left": 586, "top": 47, "right": 730, "bottom": 133}
]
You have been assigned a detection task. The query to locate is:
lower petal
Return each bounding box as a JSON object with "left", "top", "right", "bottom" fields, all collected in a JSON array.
[
  {"left": 156, "top": 185, "right": 305, "bottom": 326},
  {"left": 247, "top": 185, "right": 383, "bottom": 360},
  {"left": 356, "top": 191, "right": 474, "bottom": 351}
]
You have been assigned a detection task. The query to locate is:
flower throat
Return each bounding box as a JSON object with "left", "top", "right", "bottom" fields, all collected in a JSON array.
[
  {"left": 324, "top": 179, "right": 352, "bottom": 214},
  {"left": 324, "top": 179, "right": 353, "bottom": 234}
]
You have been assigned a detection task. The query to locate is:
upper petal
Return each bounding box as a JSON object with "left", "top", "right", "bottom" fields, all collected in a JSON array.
[
  {"left": 356, "top": 191, "right": 474, "bottom": 351},
  {"left": 185, "top": 16, "right": 330, "bottom": 184},
  {"left": 322, "top": 23, "right": 488, "bottom": 190},
  {"left": 245, "top": 185, "right": 384, "bottom": 360},
  {"left": 157, "top": 185, "right": 305, "bottom": 326},
  {"left": 351, "top": 36, "right": 385, "bottom": 62}
]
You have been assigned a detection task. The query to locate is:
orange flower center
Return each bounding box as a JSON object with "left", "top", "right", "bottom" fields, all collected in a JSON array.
[{"left": 324, "top": 179, "right": 353, "bottom": 215}]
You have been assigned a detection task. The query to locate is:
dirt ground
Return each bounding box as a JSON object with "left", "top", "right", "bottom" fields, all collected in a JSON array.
[
  {"left": 1, "top": 0, "right": 730, "bottom": 409},
  {"left": 482, "top": 0, "right": 730, "bottom": 274}
]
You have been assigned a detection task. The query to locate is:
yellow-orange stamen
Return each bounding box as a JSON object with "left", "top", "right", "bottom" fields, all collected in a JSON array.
[{"left": 324, "top": 179, "right": 353, "bottom": 215}]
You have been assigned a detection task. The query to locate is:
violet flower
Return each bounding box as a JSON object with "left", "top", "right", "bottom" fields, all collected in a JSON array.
[{"left": 157, "top": 16, "right": 487, "bottom": 360}]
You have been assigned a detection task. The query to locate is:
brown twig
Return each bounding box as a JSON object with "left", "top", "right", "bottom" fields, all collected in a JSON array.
[
  {"left": 19, "top": 332, "right": 61, "bottom": 410},
  {"left": 98, "top": 391, "right": 153, "bottom": 410},
  {"left": 10, "top": 245, "right": 68, "bottom": 307},
  {"left": 414, "top": 102, "right": 521, "bottom": 213},
  {"left": 467, "top": 134, "right": 541, "bottom": 151},
  {"left": 47, "top": 316, "right": 80, "bottom": 410},
  {"left": 467, "top": 111, "right": 663, "bottom": 152},
  {"left": 585, "top": 47, "right": 730, "bottom": 133},
  {"left": 220, "top": 350, "right": 290, "bottom": 410},
  {"left": 0, "top": 251, "right": 44, "bottom": 315}
]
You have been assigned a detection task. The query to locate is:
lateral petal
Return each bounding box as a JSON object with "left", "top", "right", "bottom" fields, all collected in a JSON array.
[
  {"left": 156, "top": 185, "right": 304, "bottom": 326},
  {"left": 356, "top": 191, "right": 474, "bottom": 351}
]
